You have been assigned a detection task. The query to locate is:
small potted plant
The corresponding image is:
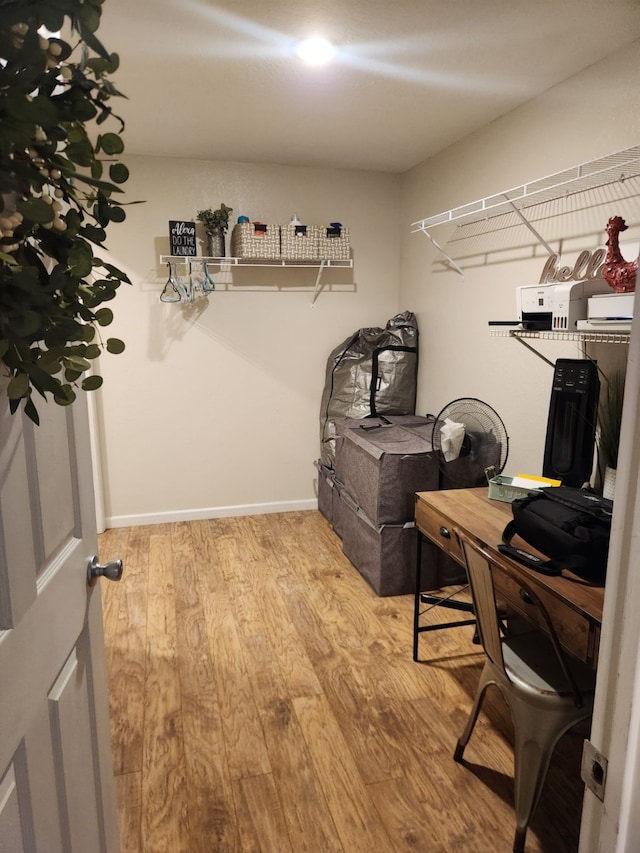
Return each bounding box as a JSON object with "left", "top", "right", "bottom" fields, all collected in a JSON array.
[{"left": 196, "top": 203, "right": 233, "bottom": 257}]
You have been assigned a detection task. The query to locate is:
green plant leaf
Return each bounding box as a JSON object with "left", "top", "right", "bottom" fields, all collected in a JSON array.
[
  {"left": 81, "top": 375, "right": 103, "bottom": 391},
  {"left": 81, "top": 224, "right": 107, "bottom": 244},
  {"left": 17, "top": 197, "right": 55, "bottom": 224},
  {"left": 64, "top": 367, "right": 83, "bottom": 382},
  {"left": 95, "top": 307, "right": 113, "bottom": 326},
  {"left": 25, "top": 365, "right": 62, "bottom": 394},
  {"left": 53, "top": 384, "right": 77, "bottom": 406},
  {"left": 107, "top": 205, "right": 126, "bottom": 223},
  {"left": 63, "top": 354, "right": 92, "bottom": 371},
  {"left": 106, "top": 338, "right": 125, "bottom": 354},
  {"left": 98, "top": 133, "right": 125, "bottom": 155},
  {"left": 68, "top": 241, "right": 94, "bottom": 278},
  {"left": 66, "top": 139, "right": 96, "bottom": 167},
  {"left": 95, "top": 261, "right": 131, "bottom": 283},
  {"left": 23, "top": 398, "right": 40, "bottom": 426},
  {"left": 7, "top": 373, "right": 30, "bottom": 400},
  {"left": 109, "top": 162, "right": 129, "bottom": 184},
  {"left": 73, "top": 172, "right": 124, "bottom": 194}
]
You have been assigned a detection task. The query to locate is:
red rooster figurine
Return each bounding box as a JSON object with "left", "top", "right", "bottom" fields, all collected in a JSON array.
[{"left": 602, "top": 216, "right": 637, "bottom": 293}]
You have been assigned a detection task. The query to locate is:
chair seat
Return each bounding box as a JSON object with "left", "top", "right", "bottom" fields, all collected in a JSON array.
[{"left": 503, "top": 632, "right": 597, "bottom": 699}]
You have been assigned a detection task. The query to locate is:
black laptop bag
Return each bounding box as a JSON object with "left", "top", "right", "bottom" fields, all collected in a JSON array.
[{"left": 499, "top": 486, "right": 613, "bottom": 582}]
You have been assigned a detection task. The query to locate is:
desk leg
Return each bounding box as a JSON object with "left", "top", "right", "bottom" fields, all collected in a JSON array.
[
  {"left": 413, "top": 531, "right": 477, "bottom": 662},
  {"left": 412, "top": 529, "right": 423, "bottom": 662}
]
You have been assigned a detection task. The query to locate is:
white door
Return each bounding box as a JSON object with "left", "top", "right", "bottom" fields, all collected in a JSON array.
[{"left": 0, "top": 386, "right": 120, "bottom": 852}]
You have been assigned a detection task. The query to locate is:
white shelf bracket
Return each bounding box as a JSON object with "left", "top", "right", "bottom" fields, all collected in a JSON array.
[
  {"left": 419, "top": 228, "right": 464, "bottom": 277},
  {"left": 311, "top": 260, "right": 327, "bottom": 305},
  {"left": 502, "top": 195, "right": 555, "bottom": 255},
  {"left": 511, "top": 334, "right": 556, "bottom": 367}
]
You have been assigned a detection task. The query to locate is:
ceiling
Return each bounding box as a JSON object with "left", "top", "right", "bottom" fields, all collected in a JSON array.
[{"left": 98, "top": 0, "right": 640, "bottom": 174}]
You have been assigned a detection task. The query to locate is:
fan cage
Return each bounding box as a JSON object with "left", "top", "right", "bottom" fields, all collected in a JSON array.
[{"left": 431, "top": 397, "right": 509, "bottom": 488}]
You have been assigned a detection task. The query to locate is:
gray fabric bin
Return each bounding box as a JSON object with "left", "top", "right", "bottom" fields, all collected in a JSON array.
[
  {"left": 335, "top": 487, "right": 464, "bottom": 596},
  {"left": 315, "top": 459, "right": 337, "bottom": 526},
  {"left": 334, "top": 416, "right": 439, "bottom": 525},
  {"left": 333, "top": 414, "right": 433, "bottom": 438}
]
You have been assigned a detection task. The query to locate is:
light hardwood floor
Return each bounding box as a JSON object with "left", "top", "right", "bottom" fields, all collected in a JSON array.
[{"left": 99, "top": 510, "right": 587, "bottom": 853}]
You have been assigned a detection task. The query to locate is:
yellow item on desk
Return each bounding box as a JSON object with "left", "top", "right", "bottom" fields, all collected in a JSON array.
[{"left": 516, "top": 474, "right": 562, "bottom": 487}]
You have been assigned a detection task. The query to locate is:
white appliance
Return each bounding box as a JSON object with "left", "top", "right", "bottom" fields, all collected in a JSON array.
[
  {"left": 517, "top": 280, "right": 608, "bottom": 331},
  {"left": 588, "top": 291, "right": 634, "bottom": 322}
]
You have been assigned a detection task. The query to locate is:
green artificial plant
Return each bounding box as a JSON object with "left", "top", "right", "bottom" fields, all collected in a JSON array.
[
  {"left": 196, "top": 203, "right": 233, "bottom": 233},
  {"left": 598, "top": 368, "right": 625, "bottom": 471},
  {"left": 0, "top": 0, "right": 134, "bottom": 425}
]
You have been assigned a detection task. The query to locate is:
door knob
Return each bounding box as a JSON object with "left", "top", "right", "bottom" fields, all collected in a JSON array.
[{"left": 87, "top": 555, "right": 123, "bottom": 586}]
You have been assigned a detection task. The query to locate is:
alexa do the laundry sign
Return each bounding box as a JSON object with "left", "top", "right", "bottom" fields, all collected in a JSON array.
[{"left": 169, "top": 220, "right": 197, "bottom": 256}]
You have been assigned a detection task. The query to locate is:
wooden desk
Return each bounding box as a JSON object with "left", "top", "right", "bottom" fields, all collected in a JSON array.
[{"left": 414, "top": 488, "right": 604, "bottom": 668}]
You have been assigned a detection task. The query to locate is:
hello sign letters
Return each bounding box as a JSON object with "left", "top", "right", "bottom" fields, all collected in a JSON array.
[{"left": 539, "top": 248, "right": 605, "bottom": 284}]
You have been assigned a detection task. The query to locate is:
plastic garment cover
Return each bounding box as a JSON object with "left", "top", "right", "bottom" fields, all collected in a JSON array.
[{"left": 319, "top": 311, "right": 419, "bottom": 467}]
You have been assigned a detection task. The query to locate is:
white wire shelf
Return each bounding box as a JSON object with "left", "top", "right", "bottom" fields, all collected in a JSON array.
[
  {"left": 159, "top": 256, "right": 353, "bottom": 305},
  {"left": 489, "top": 328, "right": 631, "bottom": 345},
  {"left": 160, "top": 255, "right": 352, "bottom": 269},
  {"left": 411, "top": 145, "right": 640, "bottom": 234}
]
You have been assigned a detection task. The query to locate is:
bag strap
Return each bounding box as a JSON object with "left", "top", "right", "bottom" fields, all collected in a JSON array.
[
  {"left": 369, "top": 345, "right": 418, "bottom": 417},
  {"left": 499, "top": 520, "right": 563, "bottom": 576}
]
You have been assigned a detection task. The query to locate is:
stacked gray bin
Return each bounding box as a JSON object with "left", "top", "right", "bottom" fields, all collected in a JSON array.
[{"left": 316, "top": 415, "right": 466, "bottom": 596}]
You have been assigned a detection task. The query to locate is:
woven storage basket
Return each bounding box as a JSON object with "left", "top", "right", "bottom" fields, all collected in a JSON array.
[
  {"left": 281, "top": 224, "right": 319, "bottom": 260},
  {"left": 231, "top": 222, "right": 281, "bottom": 259},
  {"left": 318, "top": 225, "right": 350, "bottom": 260}
]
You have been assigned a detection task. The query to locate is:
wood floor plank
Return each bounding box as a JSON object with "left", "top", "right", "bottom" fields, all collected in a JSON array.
[
  {"left": 240, "top": 632, "right": 345, "bottom": 853},
  {"left": 141, "top": 531, "right": 190, "bottom": 853},
  {"left": 206, "top": 592, "right": 273, "bottom": 782},
  {"left": 99, "top": 525, "right": 130, "bottom": 672},
  {"left": 114, "top": 771, "right": 142, "bottom": 853},
  {"left": 243, "top": 558, "right": 323, "bottom": 698},
  {"left": 103, "top": 524, "right": 149, "bottom": 775},
  {"left": 172, "top": 523, "right": 241, "bottom": 853},
  {"left": 232, "top": 773, "right": 293, "bottom": 853},
  {"left": 293, "top": 692, "right": 394, "bottom": 852}
]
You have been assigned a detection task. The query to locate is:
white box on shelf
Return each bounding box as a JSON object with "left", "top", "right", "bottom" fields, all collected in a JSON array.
[{"left": 588, "top": 291, "right": 634, "bottom": 321}]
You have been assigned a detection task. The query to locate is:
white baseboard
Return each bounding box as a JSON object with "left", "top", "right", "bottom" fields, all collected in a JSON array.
[{"left": 105, "top": 498, "right": 318, "bottom": 529}]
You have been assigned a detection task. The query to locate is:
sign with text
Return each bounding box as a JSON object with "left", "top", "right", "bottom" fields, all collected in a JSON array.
[
  {"left": 539, "top": 249, "right": 605, "bottom": 284},
  {"left": 169, "top": 220, "right": 197, "bottom": 256}
]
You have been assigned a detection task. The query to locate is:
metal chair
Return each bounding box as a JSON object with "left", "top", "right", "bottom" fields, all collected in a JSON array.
[{"left": 454, "top": 532, "right": 596, "bottom": 853}]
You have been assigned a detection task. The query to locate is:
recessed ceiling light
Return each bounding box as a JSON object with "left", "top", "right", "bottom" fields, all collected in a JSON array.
[{"left": 295, "top": 37, "right": 336, "bottom": 66}]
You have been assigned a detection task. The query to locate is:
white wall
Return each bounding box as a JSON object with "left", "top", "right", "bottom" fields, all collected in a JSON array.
[
  {"left": 400, "top": 41, "right": 640, "bottom": 478},
  {"left": 97, "top": 41, "right": 640, "bottom": 526},
  {"left": 98, "top": 159, "right": 401, "bottom": 525}
]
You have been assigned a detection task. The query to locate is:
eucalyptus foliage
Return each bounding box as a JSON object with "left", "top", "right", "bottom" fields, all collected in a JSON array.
[
  {"left": 196, "top": 204, "right": 233, "bottom": 233},
  {"left": 598, "top": 369, "right": 625, "bottom": 470},
  {"left": 0, "top": 0, "right": 132, "bottom": 424}
]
